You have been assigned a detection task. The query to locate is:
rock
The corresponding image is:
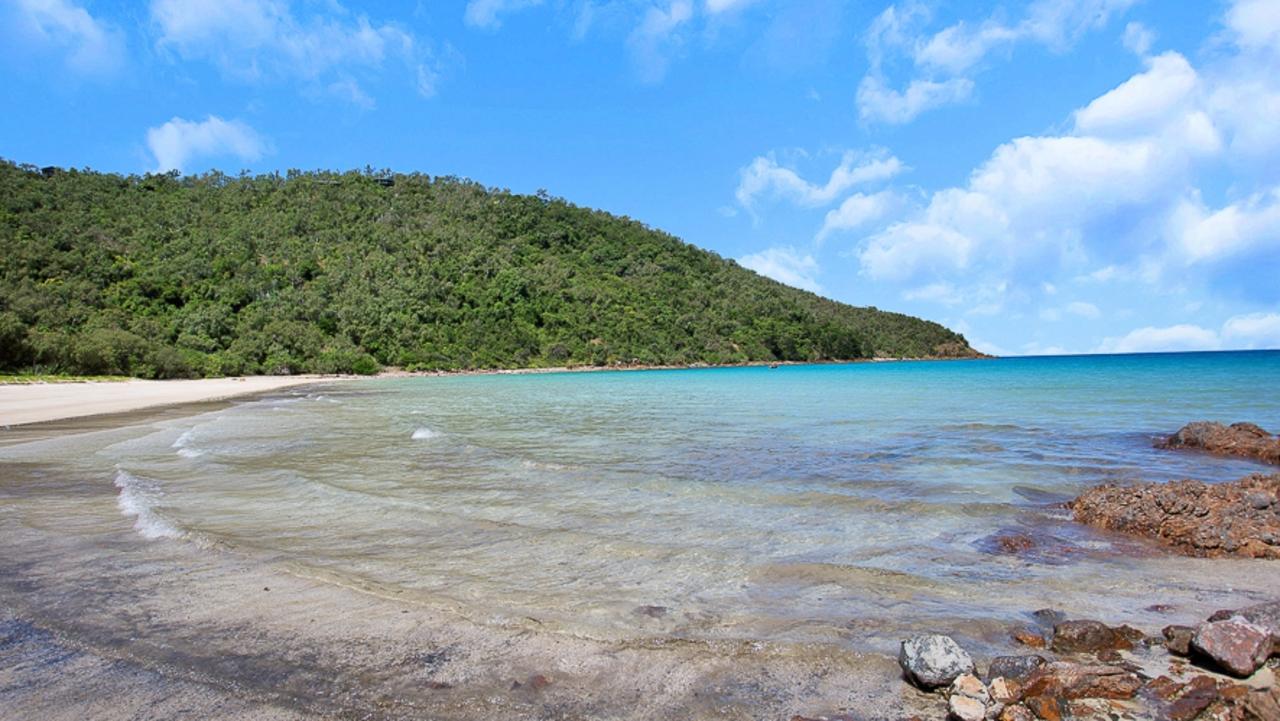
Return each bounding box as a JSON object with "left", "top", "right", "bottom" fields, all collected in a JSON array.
[
  {"left": 1012, "top": 630, "right": 1046, "bottom": 649},
  {"left": 1209, "top": 600, "right": 1280, "bottom": 650},
  {"left": 1022, "top": 695, "right": 1064, "bottom": 721},
  {"left": 899, "top": 634, "right": 975, "bottom": 690},
  {"left": 1157, "top": 421, "right": 1280, "bottom": 465},
  {"left": 949, "top": 694, "right": 985, "bottom": 721},
  {"left": 986, "top": 656, "right": 1047, "bottom": 684},
  {"left": 1050, "top": 620, "right": 1136, "bottom": 654},
  {"left": 633, "top": 605, "right": 669, "bottom": 618},
  {"left": 952, "top": 673, "right": 989, "bottom": 701},
  {"left": 1164, "top": 625, "right": 1196, "bottom": 656},
  {"left": 1031, "top": 609, "right": 1066, "bottom": 626},
  {"left": 1166, "top": 675, "right": 1220, "bottom": 721},
  {"left": 1191, "top": 619, "right": 1273, "bottom": 677},
  {"left": 989, "top": 677, "right": 1020, "bottom": 704},
  {"left": 1069, "top": 473, "right": 1280, "bottom": 559},
  {"left": 1242, "top": 687, "right": 1280, "bottom": 721},
  {"left": 1021, "top": 661, "right": 1142, "bottom": 700},
  {"left": 996, "top": 705, "right": 1035, "bottom": 721}
]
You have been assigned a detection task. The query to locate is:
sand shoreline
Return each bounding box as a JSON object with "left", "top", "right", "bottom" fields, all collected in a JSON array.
[
  {"left": 0, "top": 375, "right": 345, "bottom": 427},
  {"left": 0, "top": 356, "right": 988, "bottom": 428}
]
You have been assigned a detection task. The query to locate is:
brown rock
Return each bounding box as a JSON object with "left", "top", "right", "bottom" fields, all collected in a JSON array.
[
  {"left": 1209, "top": 600, "right": 1280, "bottom": 651},
  {"left": 1157, "top": 421, "right": 1280, "bottom": 465},
  {"left": 1167, "top": 675, "right": 1220, "bottom": 721},
  {"left": 952, "top": 673, "right": 989, "bottom": 701},
  {"left": 1012, "top": 630, "right": 1046, "bottom": 648},
  {"left": 997, "top": 704, "right": 1035, "bottom": 721},
  {"left": 1022, "top": 695, "right": 1064, "bottom": 721},
  {"left": 1192, "top": 619, "right": 1273, "bottom": 677},
  {"left": 1144, "top": 675, "right": 1182, "bottom": 701},
  {"left": 1164, "top": 625, "right": 1197, "bottom": 656},
  {"left": 1051, "top": 620, "right": 1135, "bottom": 653},
  {"left": 1069, "top": 473, "right": 1280, "bottom": 559},
  {"left": 1022, "top": 662, "right": 1142, "bottom": 700},
  {"left": 987, "top": 655, "right": 1047, "bottom": 684},
  {"left": 1242, "top": 687, "right": 1280, "bottom": 721}
]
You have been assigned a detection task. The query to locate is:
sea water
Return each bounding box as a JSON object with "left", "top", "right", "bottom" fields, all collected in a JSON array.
[{"left": 6, "top": 351, "right": 1280, "bottom": 650}]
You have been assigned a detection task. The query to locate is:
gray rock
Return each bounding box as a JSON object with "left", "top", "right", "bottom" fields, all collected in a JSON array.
[
  {"left": 899, "top": 634, "right": 976, "bottom": 690},
  {"left": 985, "top": 655, "right": 1046, "bottom": 684},
  {"left": 1162, "top": 624, "right": 1195, "bottom": 656}
]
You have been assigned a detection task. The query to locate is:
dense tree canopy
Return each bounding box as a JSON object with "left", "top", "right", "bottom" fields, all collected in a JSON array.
[{"left": 0, "top": 160, "right": 977, "bottom": 378}]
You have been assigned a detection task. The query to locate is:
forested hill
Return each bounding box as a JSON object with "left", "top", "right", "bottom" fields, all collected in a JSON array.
[{"left": 0, "top": 161, "right": 978, "bottom": 378}]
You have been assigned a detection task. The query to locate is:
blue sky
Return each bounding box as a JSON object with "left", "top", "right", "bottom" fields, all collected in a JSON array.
[{"left": 3, "top": 0, "right": 1278, "bottom": 356}]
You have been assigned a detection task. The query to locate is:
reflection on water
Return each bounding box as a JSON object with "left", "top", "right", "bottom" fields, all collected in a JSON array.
[{"left": 4, "top": 353, "right": 1279, "bottom": 651}]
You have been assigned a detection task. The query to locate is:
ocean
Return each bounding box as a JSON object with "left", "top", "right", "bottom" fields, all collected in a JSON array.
[{"left": 2, "top": 351, "right": 1278, "bottom": 718}]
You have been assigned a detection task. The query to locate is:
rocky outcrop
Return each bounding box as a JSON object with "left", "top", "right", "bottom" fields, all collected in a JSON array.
[
  {"left": 1157, "top": 421, "right": 1280, "bottom": 465},
  {"left": 1069, "top": 473, "right": 1280, "bottom": 558},
  {"left": 898, "top": 634, "right": 975, "bottom": 690}
]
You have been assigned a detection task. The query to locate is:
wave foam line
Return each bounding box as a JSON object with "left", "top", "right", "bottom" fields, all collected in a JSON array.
[{"left": 113, "top": 469, "right": 184, "bottom": 540}]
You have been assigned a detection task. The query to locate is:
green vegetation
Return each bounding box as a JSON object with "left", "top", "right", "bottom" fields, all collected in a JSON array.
[
  {"left": 0, "top": 160, "right": 976, "bottom": 378},
  {"left": 0, "top": 374, "right": 129, "bottom": 384}
]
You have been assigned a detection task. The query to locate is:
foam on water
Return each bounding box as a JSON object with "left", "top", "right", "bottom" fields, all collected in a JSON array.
[
  {"left": 113, "top": 469, "right": 183, "bottom": 540},
  {"left": 411, "top": 427, "right": 438, "bottom": 440}
]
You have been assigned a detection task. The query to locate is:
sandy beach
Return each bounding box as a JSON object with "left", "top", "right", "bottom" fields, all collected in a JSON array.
[{"left": 0, "top": 376, "right": 341, "bottom": 427}]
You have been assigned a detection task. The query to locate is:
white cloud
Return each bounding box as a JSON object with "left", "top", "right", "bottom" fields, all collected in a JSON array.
[
  {"left": 856, "top": 75, "right": 973, "bottom": 124},
  {"left": 857, "top": 0, "right": 1136, "bottom": 125},
  {"left": 627, "top": 0, "right": 693, "bottom": 84},
  {"left": 738, "top": 247, "right": 822, "bottom": 293},
  {"left": 8, "top": 0, "right": 125, "bottom": 75},
  {"left": 1121, "top": 21, "right": 1154, "bottom": 56},
  {"left": 150, "top": 0, "right": 444, "bottom": 101},
  {"left": 817, "top": 190, "right": 898, "bottom": 242},
  {"left": 903, "top": 282, "right": 962, "bottom": 305},
  {"left": 464, "top": 0, "right": 543, "bottom": 30},
  {"left": 1095, "top": 324, "right": 1221, "bottom": 354},
  {"left": 1065, "top": 301, "right": 1101, "bottom": 318},
  {"left": 735, "top": 151, "right": 903, "bottom": 212},
  {"left": 1167, "top": 187, "right": 1280, "bottom": 264},
  {"left": 705, "top": 0, "right": 760, "bottom": 14},
  {"left": 146, "top": 116, "right": 269, "bottom": 173},
  {"left": 1096, "top": 312, "right": 1280, "bottom": 353},
  {"left": 1073, "top": 52, "right": 1201, "bottom": 138},
  {"left": 1222, "top": 312, "right": 1280, "bottom": 348}
]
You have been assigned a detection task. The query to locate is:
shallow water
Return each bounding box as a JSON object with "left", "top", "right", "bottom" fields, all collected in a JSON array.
[{"left": 4, "top": 352, "right": 1278, "bottom": 659}]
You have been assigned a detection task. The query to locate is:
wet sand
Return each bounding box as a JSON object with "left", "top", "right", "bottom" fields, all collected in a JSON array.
[{"left": 0, "top": 376, "right": 342, "bottom": 427}]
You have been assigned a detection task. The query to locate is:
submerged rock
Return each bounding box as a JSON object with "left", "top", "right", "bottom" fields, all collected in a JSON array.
[
  {"left": 1191, "top": 619, "right": 1273, "bottom": 677},
  {"left": 1157, "top": 421, "right": 1280, "bottom": 465},
  {"left": 1050, "top": 620, "right": 1142, "bottom": 654},
  {"left": 899, "top": 634, "right": 975, "bottom": 690},
  {"left": 1069, "top": 473, "right": 1280, "bottom": 558}
]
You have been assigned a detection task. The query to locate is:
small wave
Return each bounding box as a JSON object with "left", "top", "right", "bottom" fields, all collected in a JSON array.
[
  {"left": 171, "top": 429, "right": 195, "bottom": 448},
  {"left": 113, "top": 470, "right": 183, "bottom": 540},
  {"left": 411, "top": 427, "right": 439, "bottom": 440},
  {"left": 176, "top": 447, "right": 205, "bottom": 459}
]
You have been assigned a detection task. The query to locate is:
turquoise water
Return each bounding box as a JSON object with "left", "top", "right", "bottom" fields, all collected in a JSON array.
[{"left": 11, "top": 351, "right": 1280, "bottom": 652}]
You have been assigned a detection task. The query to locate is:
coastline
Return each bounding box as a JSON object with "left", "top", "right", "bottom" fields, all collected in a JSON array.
[
  {"left": 0, "top": 375, "right": 345, "bottom": 427},
  {"left": 0, "top": 355, "right": 990, "bottom": 428}
]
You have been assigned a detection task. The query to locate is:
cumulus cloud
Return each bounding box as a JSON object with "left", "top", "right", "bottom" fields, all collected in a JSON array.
[
  {"left": 738, "top": 247, "right": 822, "bottom": 293},
  {"left": 464, "top": 0, "right": 543, "bottom": 30},
  {"left": 626, "top": 0, "right": 693, "bottom": 84},
  {"left": 735, "top": 151, "right": 903, "bottom": 213},
  {"left": 857, "top": 0, "right": 1136, "bottom": 124},
  {"left": 852, "top": 9, "right": 1280, "bottom": 297},
  {"left": 6, "top": 0, "right": 125, "bottom": 75},
  {"left": 150, "top": 0, "right": 446, "bottom": 101},
  {"left": 146, "top": 116, "right": 269, "bottom": 173},
  {"left": 817, "top": 190, "right": 899, "bottom": 243},
  {"left": 1096, "top": 313, "right": 1280, "bottom": 353}
]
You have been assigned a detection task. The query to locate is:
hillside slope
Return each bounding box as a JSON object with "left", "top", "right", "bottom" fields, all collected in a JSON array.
[{"left": 0, "top": 161, "right": 977, "bottom": 378}]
